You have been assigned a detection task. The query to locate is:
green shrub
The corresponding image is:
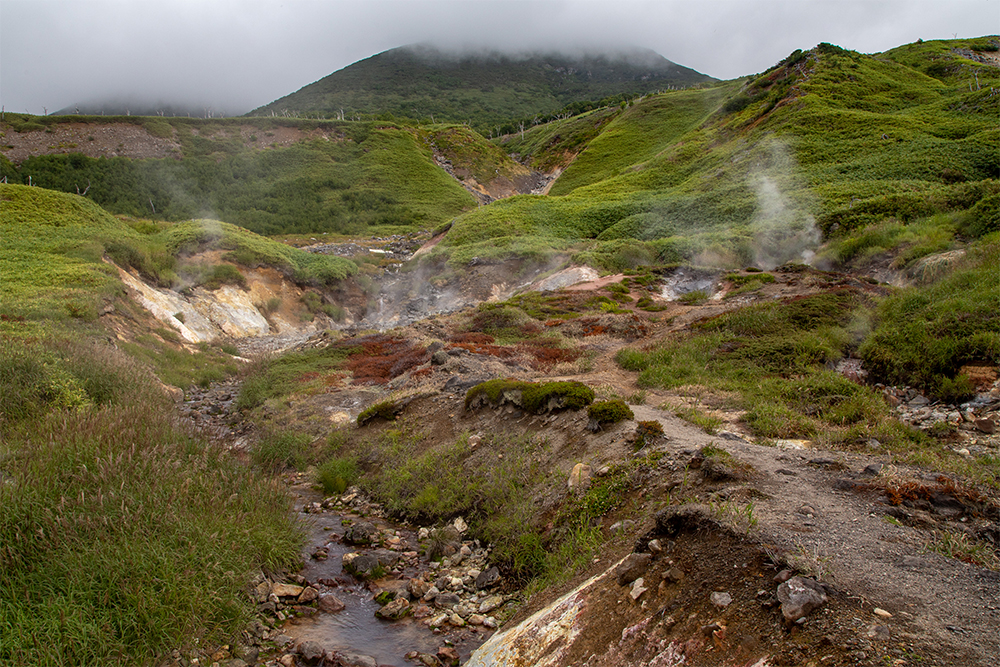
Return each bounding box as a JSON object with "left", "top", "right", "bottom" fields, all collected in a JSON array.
[
  {"left": 251, "top": 430, "right": 312, "bottom": 472},
  {"left": 202, "top": 264, "right": 246, "bottom": 290},
  {"left": 357, "top": 399, "right": 400, "bottom": 426},
  {"left": 587, "top": 399, "right": 634, "bottom": 424},
  {"left": 317, "top": 456, "right": 360, "bottom": 495}
]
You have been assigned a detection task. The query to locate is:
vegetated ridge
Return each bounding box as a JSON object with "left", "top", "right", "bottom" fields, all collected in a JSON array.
[{"left": 250, "top": 43, "right": 716, "bottom": 133}]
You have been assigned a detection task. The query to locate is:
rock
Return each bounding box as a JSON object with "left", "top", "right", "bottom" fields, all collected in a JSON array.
[
  {"left": 615, "top": 552, "right": 652, "bottom": 586},
  {"left": 278, "top": 654, "right": 296, "bottom": 667},
  {"left": 663, "top": 567, "right": 685, "bottom": 584},
  {"left": 342, "top": 552, "right": 381, "bottom": 579},
  {"left": 648, "top": 539, "right": 664, "bottom": 555},
  {"left": 428, "top": 613, "right": 449, "bottom": 628},
  {"left": 468, "top": 434, "right": 482, "bottom": 449},
  {"left": 609, "top": 519, "right": 636, "bottom": 534},
  {"left": 475, "top": 566, "right": 501, "bottom": 589},
  {"left": 710, "top": 591, "right": 733, "bottom": 608},
  {"left": 432, "top": 350, "right": 450, "bottom": 365},
  {"left": 776, "top": 576, "right": 828, "bottom": 623},
  {"left": 317, "top": 593, "right": 346, "bottom": 613},
  {"left": 409, "top": 578, "right": 431, "bottom": 598},
  {"left": 437, "top": 646, "right": 461, "bottom": 666},
  {"left": 337, "top": 652, "right": 378, "bottom": 667},
  {"left": 344, "top": 521, "right": 379, "bottom": 546},
  {"left": 418, "top": 527, "right": 430, "bottom": 540},
  {"left": 434, "top": 592, "right": 461, "bottom": 609},
  {"left": 297, "top": 640, "right": 325, "bottom": 664},
  {"left": 773, "top": 569, "right": 794, "bottom": 584},
  {"left": 271, "top": 583, "right": 304, "bottom": 598},
  {"left": 478, "top": 594, "right": 504, "bottom": 614},
  {"left": 453, "top": 516, "right": 469, "bottom": 533},
  {"left": 376, "top": 598, "right": 412, "bottom": 620},
  {"left": 297, "top": 586, "right": 319, "bottom": 603},
  {"left": 568, "top": 463, "right": 592, "bottom": 492},
  {"left": 449, "top": 612, "right": 466, "bottom": 627},
  {"left": 874, "top": 607, "right": 893, "bottom": 618},
  {"left": 975, "top": 418, "right": 996, "bottom": 434},
  {"left": 468, "top": 613, "right": 486, "bottom": 625},
  {"left": 862, "top": 463, "right": 884, "bottom": 477},
  {"left": 630, "top": 578, "right": 648, "bottom": 601}
]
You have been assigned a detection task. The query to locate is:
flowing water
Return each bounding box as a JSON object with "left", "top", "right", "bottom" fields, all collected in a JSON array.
[{"left": 278, "top": 485, "right": 491, "bottom": 665}]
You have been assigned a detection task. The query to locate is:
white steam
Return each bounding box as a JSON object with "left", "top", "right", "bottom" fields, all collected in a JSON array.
[{"left": 747, "top": 139, "right": 821, "bottom": 269}]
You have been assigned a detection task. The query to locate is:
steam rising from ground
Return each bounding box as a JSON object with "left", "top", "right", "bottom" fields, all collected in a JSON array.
[{"left": 747, "top": 138, "right": 821, "bottom": 269}]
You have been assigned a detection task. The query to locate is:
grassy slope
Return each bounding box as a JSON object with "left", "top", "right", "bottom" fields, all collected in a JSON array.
[
  {"left": 437, "top": 38, "right": 998, "bottom": 271},
  {"left": 0, "top": 186, "right": 303, "bottom": 665},
  {"left": 3, "top": 118, "right": 477, "bottom": 236},
  {"left": 0, "top": 184, "right": 357, "bottom": 319}
]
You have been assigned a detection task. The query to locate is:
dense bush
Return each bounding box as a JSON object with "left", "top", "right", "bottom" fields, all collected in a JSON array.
[{"left": 587, "top": 399, "right": 635, "bottom": 424}]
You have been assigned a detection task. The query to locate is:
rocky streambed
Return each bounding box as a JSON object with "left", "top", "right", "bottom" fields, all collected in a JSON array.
[{"left": 251, "top": 485, "right": 505, "bottom": 667}]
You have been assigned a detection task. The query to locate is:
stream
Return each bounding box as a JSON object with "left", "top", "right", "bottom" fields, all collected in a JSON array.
[{"left": 182, "top": 377, "right": 496, "bottom": 666}]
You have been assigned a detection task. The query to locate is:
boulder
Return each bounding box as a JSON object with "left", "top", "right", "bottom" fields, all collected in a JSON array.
[
  {"left": 375, "top": 597, "right": 412, "bottom": 620},
  {"left": 776, "top": 576, "right": 828, "bottom": 623},
  {"left": 317, "top": 594, "right": 346, "bottom": 613},
  {"left": 296, "top": 640, "right": 325, "bottom": 664},
  {"left": 475, "top": 566, "right": 501, "bottom": 589},
  {"left": 344, "top": 521, "right": 379, "bottom": 546},
  {"left": 615, "top": 553, "right": 652, "bottom": 586}
]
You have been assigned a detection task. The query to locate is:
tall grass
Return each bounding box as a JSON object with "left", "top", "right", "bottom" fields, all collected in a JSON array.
[{"left": 0, "top": 336, "right": 302, "bottom": 666}]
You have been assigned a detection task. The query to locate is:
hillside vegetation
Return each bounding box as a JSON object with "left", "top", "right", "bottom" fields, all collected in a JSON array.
[
  {"left": 251, "top": 44, "right": 715, "bottom": 133},
  {"left": 0, "top": 186, "right": 304, "bottom": 665},
  {"left": 1, "top": 118, "right": 476, "bottom": 236},
  {"left": 435, "top": 38, "right": 998, "bottom": 272}
]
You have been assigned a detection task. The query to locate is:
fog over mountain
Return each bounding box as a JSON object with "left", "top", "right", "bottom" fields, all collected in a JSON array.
[{"left": 1, "top": 0, "right": 992, "bottom": 116}]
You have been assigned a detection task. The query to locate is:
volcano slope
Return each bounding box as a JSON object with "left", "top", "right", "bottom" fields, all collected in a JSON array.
[{"left": 227, "top": 255, "right": 999, "bottom": 667}]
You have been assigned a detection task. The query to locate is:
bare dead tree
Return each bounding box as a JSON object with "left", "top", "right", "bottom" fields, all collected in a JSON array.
[
  {"left": 149, "top": 199, "right": 156, "bottom": 214},
  {"left": 76, "top": 179, "right": 91, "bottom": 196}
]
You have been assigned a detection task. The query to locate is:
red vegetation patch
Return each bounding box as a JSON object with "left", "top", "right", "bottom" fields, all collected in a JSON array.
[
  {"left": 517, "top": 341, "right": 583, "bottom": 370},
  {"left": 449, "top": 332, "right": 496, "bottom": 345},
  {"left": 446, "top": 342, "right": 516, "bottom": 359},
  {"left": 296, "top": 371, "right": 321, "bottom": 383},
  {"left": 871, "top": 475, "right": 995, "bottom": 518},
  {"left": 562, "top": 313, "right": 648, "bottom": 340},
  {"left": 338, "top": 334, "right": 430, "bottom": 385}
]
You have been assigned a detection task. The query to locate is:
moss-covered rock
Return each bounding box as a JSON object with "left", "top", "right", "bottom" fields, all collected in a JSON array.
[{"left": 465, "top": 378, "right": 594, "bottom": 414}]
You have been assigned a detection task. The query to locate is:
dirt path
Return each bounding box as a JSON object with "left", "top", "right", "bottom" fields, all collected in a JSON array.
[{"left": 625, "top": 404, "right": 1000, "bottom": 665}]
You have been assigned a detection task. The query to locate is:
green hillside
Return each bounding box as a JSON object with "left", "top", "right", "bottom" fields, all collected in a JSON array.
[
  {"left": 0, "top": 184, "right": 357, "bottom": 320},
  {"left": 2, "top": 118, "right": 476, "bottom": 236},
  {"left": 433, "top": 38, "right": 998, "bottom": 271},
  {"left": 251, "top": 44, "right": 715, "bottom": 133}
]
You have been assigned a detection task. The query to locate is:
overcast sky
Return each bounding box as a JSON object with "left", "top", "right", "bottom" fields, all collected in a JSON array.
[{"left": 1, "top": 0, "right": 995, "bottom": 115}]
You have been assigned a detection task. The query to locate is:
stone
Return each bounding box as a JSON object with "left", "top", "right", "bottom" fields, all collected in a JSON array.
[
  {"left": 478, "top": 594, "right": 504, "bottom": 614},
  {"left": 343, "top": 552, "right": 381, "bottom": 579},
  {"left": 630, "top": 578, "right": 648, "bottom": 601},
  {"left": 449, "top": 612, "right": 466, "bottom": 627},
  {"left": 409, "top": 578, "right": 431, "bottom": 598},
  {"left": 609, "top": 519, "right": 636, "bottom": 534},
  {"left": 437, "top": 646, "right": 461, "bottom": 666},
  {"left": 337, "top": 652, "right": 378, "bottom": 667},
  {"left": 418, "top": 527, "right": 430, "bottom": 540},
  {"left": 568, "top": 463, "right": 592, "bottom": 492},
  {"left": 468, "top": 613, "right": 486, "bottom": 625},
  {"left": 375, "top": 598, "right": 412, "bottom": 620},
  {"left": 278, "top": 654, "right": 296, "bottom": 667},
  {"left": 648, "top": 539, "right": 664, "bottom": 555},
  {"left": 483, "top": 616, "right": 498, "bottom": 628},
  {"left": 317, "top": 594, "right": 346, "bottom": 613},
  {"left": 434, "top": 592, "right": 461, "bottom": 609},
  {"left": 297, "top": 586, "right": 319, "bottom": 603},
  {"left": 615, "top": 552, "right": 652, "bottom": 586},
  {"left": 874, "top": 607, "right": 893, "bottom": 618},
  {"left": 710, "top": 591, "right": 733, "bottom": 608},
  {"left": 453, "top": 516, "right": 469, "bottom": 533},
  {"left": 975, "top": 418, "right": 996, "bottom": 434},
  {"left": 476, "top": 566, "right": 501, "bottom": 589},
  {"left": 271, "top": 583, "right": 304, "bottom": 598},
  {"left": 773, "top": 569, "right": 794, "bottom": 584},
  {"left": 428, "top": 613, "right": 449, "bottom": 628},
  {"left": 411, "top": 653, "right": 440, "bottom": 667},
  {"left": 862, "top": 463, "right": 884, "bottom": 477},
  {"left": 468, "top": 434, "right": 482, "bottom": 449},
  {"left": 296, "top": 640, "right": 325, "bottom": 664},
  {"left": 432, "top": 350, "right": 450, "bottom": 365},
  {"left": 344, "top": 521, "right": 379, "bottom": 546},
  {"left": 664, "top": 567, "right": 685, "bottom": 584},
  {"left": 776, "top": 576, "right": 828, "bottom": 623}
]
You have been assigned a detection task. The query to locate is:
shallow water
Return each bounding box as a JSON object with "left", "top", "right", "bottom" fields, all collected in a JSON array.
[{"left": 279, "top": 487, "right": 490, "bottom": 665}]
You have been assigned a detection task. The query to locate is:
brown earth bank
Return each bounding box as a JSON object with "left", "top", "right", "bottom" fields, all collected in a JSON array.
[{"left": 158, "top": 257, "right": 1000, "bottom": 667}]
